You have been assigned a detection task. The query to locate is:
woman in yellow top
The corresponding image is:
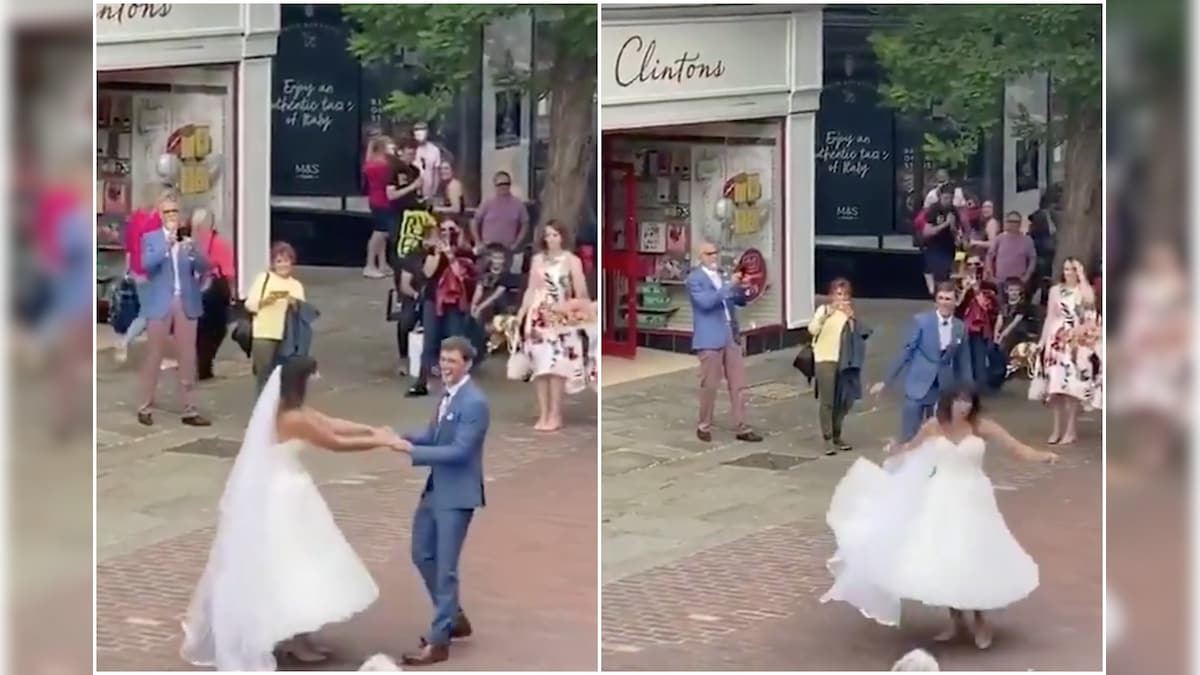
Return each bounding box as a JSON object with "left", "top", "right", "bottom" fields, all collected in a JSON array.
[
  {"left": 808, "top": 278, "right": 857, "bottom": 456},
  {"left": 244, "top": 242, "right": 306, "bottom": 393}
]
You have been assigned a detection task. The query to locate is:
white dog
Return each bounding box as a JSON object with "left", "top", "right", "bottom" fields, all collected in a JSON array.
[
  {"left": 359, "top": 653, "right": 403, "bottom": 671},
  {"left": 892, "top": 648, "right": 939, "bottom": 671}
]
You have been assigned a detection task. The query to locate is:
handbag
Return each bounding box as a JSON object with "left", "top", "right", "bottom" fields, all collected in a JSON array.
[
  {"left": 230, "top": 272, "right": 270, "bottom": 357},
  {"left": 791, "top": 327, "right": 816, "bottom": 382},
  {"left": 506, "top": 350, "right": 533, "bottom": 381}
]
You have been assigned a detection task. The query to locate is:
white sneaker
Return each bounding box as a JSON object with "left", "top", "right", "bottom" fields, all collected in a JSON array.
[
  {"left": 113, "top": 341, "right": 128, "bottom": 364},
  {"left": 161, "top": 358, "right": 179, "bottom": 371},
  {"left": 363, "top": 266, "right": 379, "bottom": 278}
]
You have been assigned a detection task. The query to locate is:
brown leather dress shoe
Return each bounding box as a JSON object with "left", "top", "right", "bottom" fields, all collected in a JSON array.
[
  {"left": 418, "top": 612, "right": 472, "bottom": 646},
  {"left": 451, "top": 611, "right": 473, "bottom": 638},
  {"left": 401, "top": 642, "right": 449, "bottom": 666},
  {"left": 696, "top": 429, "right": 713, "bottom": 442}
]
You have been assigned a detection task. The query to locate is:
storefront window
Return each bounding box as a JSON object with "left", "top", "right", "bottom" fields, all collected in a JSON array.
[
  {"left": 96, "top": 67, "right": 236, "bottom": 293},
  {"left": 605, "top": 120, "right": 784, "bottom": 333}
]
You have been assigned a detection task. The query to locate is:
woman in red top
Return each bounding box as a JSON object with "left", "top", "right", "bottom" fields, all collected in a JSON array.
[{"left": 362, "top": 136, "right": 397, "bottom": 279}]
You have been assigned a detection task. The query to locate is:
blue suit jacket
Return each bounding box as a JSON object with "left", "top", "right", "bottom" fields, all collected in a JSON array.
[
  {"left": 883, "top": 310, "right": 974, "bottom": 401},
  {"left": 686, "top": 267, "right": 749, "bottom": 352},
  {"left": 403, "top": 379, "right": 488, "bottom": 510},
  {"left": 140, "top": 229, "right": 208, "bottom": 320}
]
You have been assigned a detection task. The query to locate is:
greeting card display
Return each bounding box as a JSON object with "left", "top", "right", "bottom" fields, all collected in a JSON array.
[{"left": 638, "top": 221, "right": 667, "bottom": 254}]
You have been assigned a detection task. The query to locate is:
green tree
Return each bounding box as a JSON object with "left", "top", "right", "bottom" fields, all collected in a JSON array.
[
  {"left": 869, "top": 5, "right": 1101, "bottom": 268},
  {"left": 344, "top": 4, "right": 597, "bottom": 232}
]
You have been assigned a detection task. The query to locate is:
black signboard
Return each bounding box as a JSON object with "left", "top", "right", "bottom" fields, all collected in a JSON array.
[
  {"left": 815, "top": 82, "right": 895, "bottom": 236},
  {"left": 271, "top": 22, "right": 361, "bottom": 196}
]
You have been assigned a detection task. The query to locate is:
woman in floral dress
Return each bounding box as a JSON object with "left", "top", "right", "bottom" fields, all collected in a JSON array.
[
  {"left": 517, "top": 220, "right": 591, "bottom": 432},
  {"left": 1034, "top": 257, "right": 1102, "bottom": 445}
]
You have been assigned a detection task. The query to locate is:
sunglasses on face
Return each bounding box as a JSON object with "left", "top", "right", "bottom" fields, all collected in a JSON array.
[
  {"left": 162, "top": 208, "right": 179, "bottom": 215},
  {"left": 494, "top": 182, "right": 511, "bottom": 188}
]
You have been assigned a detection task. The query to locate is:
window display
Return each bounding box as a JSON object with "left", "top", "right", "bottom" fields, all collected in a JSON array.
[
  {"left": 606, "top": 121, "right": 784, "bottom": 333},
  {"left": 96, "top": 72, "right": 234, "bottom": 302}
]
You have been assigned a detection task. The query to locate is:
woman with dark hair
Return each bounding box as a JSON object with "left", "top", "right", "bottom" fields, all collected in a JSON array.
[
  {"left": 516, "top": 220, "right": 591, "bottom": 431},
  {"left": 821, "top": 386, "right": 1058, "bottom": 649},
  {"left": 181, "top": 357, "right": 404, "bottom": 670},
  {"left": 807, "top": 278, "right": 873, "bottom": 455}
]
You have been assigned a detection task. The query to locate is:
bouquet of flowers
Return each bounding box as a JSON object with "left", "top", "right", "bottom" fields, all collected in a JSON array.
[{"left": 545, "top": 298, "right": 596, "bottom": 328}]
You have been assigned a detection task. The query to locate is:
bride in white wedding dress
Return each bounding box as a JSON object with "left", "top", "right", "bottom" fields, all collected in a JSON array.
[
  {"left": 180, "top": 356, "right": 405, "bottom": 671},
  {"left": 821, "top": 386, "right": 1059, "bottom": 649}
]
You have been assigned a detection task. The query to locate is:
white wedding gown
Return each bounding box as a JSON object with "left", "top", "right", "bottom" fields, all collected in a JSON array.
[
  {"left": 180, "top": 368, "right": 379, "bottom": 671},
  {"left": 821, "top": 434, "right": 1039, "bottom": 626}
]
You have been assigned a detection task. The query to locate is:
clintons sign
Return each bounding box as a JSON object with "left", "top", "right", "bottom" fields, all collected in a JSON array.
[
  {"left": 96, "top": 3, "right": 244, "bottom": 42},
  {"left": 601, "top": 17, "right": 790, "bottom": 104},
  {"left": 612, "top": 36, "right": 726, "bottom": 88}
]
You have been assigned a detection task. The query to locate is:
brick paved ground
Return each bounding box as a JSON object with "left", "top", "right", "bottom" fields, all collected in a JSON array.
[
  {"left": 95, "top": 269, "right": 597, "bottom": 671},
  {"left": 601, "top": 298, "right": 1102, "bottom": 671}
]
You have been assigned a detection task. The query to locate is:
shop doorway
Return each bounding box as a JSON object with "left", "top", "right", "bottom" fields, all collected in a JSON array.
[{"left": 601, "top": 161, "right": 639, "bottom": 358}]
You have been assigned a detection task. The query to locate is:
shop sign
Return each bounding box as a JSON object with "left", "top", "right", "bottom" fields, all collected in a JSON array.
[
  {"left": 735, "top": 248, "right": 768, "bottom": 304},
  {"left": 96, "top": 3, "right": 244, "bottom": 42},
  {"left": 602, "top": 17, "right": 789, "bottom": 105}
]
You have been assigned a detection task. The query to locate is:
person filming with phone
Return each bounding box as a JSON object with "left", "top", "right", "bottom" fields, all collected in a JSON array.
[
  {"left": 407, "top": 219, "right": 476, "bottom": 397},
  {"left": 243, "top": 242, "right": 306, "bottom": 394}
]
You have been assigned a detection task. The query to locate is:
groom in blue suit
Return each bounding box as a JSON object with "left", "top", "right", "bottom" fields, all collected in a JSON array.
[
  {"left": 870, "top": 282, "right": 974, "bottom": 441},
  {"left": 393, "top": 335, "right": 488, "bottom": 666}
]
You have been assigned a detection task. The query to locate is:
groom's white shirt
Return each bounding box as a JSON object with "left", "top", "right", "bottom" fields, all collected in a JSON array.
[{"left": 438, "top": 375, "right": 471, "bottom": 422}]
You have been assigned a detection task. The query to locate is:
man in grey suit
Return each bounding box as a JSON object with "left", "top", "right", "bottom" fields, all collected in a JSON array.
[{"left": 392, "top": 336, "right": 488, "bottom": 666}]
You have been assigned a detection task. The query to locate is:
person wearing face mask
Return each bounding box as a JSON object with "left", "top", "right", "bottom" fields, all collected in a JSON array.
[
  {"left": 869, "top": 282, "right": 974, "bottom": 442},
  {"left": 1032, "top": 258, "right": 1102, "bottom": 444},
  {"left": 821, "top": 386, "right": 1058, "bottom": 649},
  {"left": 136, "top": 196, "right": 211, "bottom": 427},
  {"left": 412, "top": 122, "right": 442, "bottom": 200}
]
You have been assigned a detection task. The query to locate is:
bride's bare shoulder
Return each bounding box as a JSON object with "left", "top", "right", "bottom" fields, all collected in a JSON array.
[{"left": 275, "top": 407, "right": 314, "bottom": 442}]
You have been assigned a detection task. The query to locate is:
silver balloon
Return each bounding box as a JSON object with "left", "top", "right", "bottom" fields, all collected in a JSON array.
[
  {"left": 155, "top": 153, "right": 181, "bottom": 184},
  {"left": 714, "top": 196, "right": 735, "bottom": 227},
  {"left": 203, "top": 153, "right": 224, "bottom": 185}
]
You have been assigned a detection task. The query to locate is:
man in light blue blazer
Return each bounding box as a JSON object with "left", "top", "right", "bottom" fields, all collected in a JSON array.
[
  {"left": 393, "top": 335, "right": 488, "bottom": 666},
  {"left": 870, "top": 282, "right": 974, "bottom": 441},
  {"left": 685, "top": 240, "right": 762, "bottom": 443},
  {"left": 136, "top": 197, "right": 211, "bottom": 427}
]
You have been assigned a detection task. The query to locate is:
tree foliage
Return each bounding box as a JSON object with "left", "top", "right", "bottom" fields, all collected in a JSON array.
[{"left": 869, "top": 4, "right": 1101, "bottom": 164}]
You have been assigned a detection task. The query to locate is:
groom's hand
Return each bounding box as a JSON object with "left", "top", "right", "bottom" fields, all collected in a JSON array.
[{"left": 388, "top": 435, "right": 413, "bottom": 453}]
